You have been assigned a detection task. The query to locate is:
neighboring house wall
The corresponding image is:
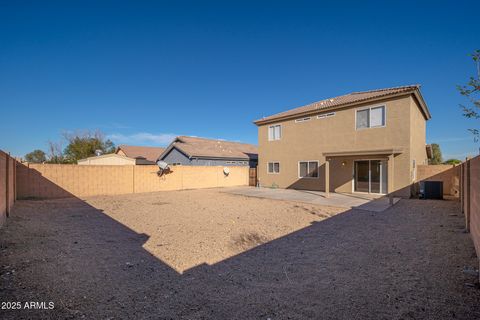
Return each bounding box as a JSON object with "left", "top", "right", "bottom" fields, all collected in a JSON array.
[
  {"left": 116, "top": 149, "right": 127, "bottom": 157},
  {"left": 78, "top": 155, "right": 136, "bottom": 165},
  {"left": 162, "top": 148, "right": 191, "bottom": 165},
  {"left": 162, "top": 147, "right": 254, "bottom": 167},
  {"left": 257, "top": 95, "right": 426, "bottom": 197}
]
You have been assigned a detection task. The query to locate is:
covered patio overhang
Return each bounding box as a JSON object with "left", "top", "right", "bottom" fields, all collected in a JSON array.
[{"left": 322, "top": 148, "right": 404, "bottom": 198}]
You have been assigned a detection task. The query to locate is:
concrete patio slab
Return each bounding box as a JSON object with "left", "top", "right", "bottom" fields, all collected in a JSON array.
[{"left": 223, "top": 186, "right": 400, "bottom": 212}]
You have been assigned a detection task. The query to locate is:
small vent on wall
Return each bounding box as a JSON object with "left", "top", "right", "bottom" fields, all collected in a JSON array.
[
  {"left": 317, "top": 112, "right": 336, "bottom": 119},
  {"left": 295, "top": 117, "right": 311, "bottom": 123}
]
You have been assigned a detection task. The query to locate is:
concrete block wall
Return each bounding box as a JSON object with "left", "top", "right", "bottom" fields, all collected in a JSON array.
[
  {"left": 0, "top": 151, "right": 16, "bottom": 227},
  {"left": 416, "top": 164, "right": 460, "bottom": 196},
  {"left": 471, "top": 156, "right": 479, "bottom": 262},
  {"left": 16, "top": 163, "right": 249, "bottom": 199},
  {"left": 461, "top": 156, "right": 480, "bottom": 266}
]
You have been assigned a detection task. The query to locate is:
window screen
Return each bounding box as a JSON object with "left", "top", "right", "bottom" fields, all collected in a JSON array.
[
  {"left": 356, "top": 109, "right": 369, "bottom": 129},
  {"left": 308, "top": 161, "right": 318, "bottom": 177},
  {"left": 268, "top": 125, "right": 281, "bottom": 140},
  {"left": 268, "top": 162, "right": 274, "bottom": 173},
  {"left": 370, "top": 106, "right": 385, "bottom": 127},
  {"left": 268, "top": 162, "right": 280, "bottom": 173},
  {"left": 299, "top": 161, "right": 318, "bottom": 178},
  {"left": 299, "top": 162, "right": 308, "bottom": 177},
  {"left": 274, "top": 125, "right": 281, "bottom": 140}
]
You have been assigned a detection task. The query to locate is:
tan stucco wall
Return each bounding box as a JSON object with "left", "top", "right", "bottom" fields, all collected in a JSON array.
[
  {"left": 16, "top": 164, "right": 249, "bottom": 199},
  {"left": 257, "top": 94, "right": 428, "bottom": 197},
  {"left": 410, "top": 96, "right": 429, "bottom": 181},
  {"left": 78, "top": 155, "right": 136, "bottom": 165}
]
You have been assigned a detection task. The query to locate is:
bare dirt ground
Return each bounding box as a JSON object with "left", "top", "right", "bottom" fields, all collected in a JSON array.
[{"left": 1, "top": 189, "right": 479, "bottom": 319}]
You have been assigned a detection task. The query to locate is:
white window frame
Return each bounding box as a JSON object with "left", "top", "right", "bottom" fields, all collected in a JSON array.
[
  {"left": 298, "top": 160, "right": 319, "bottom": 179},
  {"left": 295, "top": 117, "right": 311, "bottom": 123},
  {"left": 355, "top": 105, "right": 386, "bottom": 130},
  {"left": 317, "top": 112, "right": 336, "bottom": 119},
  {"left": 267, "top": 161, "right": 280, "bottom": 174},
  {"left": 268, "top": 124, "right": 282, "bottom": 141}
]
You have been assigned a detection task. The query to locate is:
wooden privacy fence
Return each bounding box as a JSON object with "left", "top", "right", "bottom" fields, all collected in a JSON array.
[
  {"left": 16, "top": 163, "right": 250, "bottom": 199},
  {"left": 0, "top": 151, "right": 16, "bottom": 227},
  {"left": 460, "top": 155, "right": 480, "bottom": 267},
  {"left": 249, "top": 167, "right": 257, "bottom": 186}
]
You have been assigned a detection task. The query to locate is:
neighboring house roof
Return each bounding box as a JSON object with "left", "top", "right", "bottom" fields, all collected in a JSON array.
[
  {"left": 159, "top": 136, "right": 258, "bottom": 160},
  {"left": 116, "top": 145, "right": 165, "bottom": 162},
  {"left": 254, "top": 85, "right": 431, "bottom": 125}
]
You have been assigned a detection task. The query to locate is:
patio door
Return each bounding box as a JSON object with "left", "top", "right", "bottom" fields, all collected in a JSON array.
[{"left": 354, "top": 160, "right": 387, "bottom": 194}]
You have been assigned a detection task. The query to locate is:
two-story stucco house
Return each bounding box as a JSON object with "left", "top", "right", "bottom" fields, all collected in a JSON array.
[{"left": 254, "top": 85, "right": 432, "bottom": 198}]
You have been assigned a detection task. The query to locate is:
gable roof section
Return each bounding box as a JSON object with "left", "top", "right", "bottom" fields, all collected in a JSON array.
[
  {"left": 254, "top": 85, "right": 431, "bottom": 125},
  {"left": 116, "top": 145, "right": 165, "bottom": 162},
  {"left": 160, "top": 136, "right": 258, "bottom": 161},
  {"left": 78, "top": 153, "right": 135, "bottom": 163}
]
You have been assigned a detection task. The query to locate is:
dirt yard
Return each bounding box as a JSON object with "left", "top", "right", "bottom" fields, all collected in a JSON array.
[{"left": 1, "top": 189, "right": 479, "bottom": 319}]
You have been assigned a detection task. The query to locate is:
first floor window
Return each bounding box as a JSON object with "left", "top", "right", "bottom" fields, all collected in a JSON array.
[
  {"left": 268, "top": 162, "right": 280, "bottom": 173},
  {"left": 299, "top": 161, "right": 318, "bottom": 178}
]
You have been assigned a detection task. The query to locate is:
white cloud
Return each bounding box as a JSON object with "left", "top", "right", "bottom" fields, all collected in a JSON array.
[{"left": 107, "top": 132, "right": 179, "bottom": 146}]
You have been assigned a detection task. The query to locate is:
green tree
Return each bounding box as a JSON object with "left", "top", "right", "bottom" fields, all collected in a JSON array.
[
  {"left": 62, "top": 131, "right": 115, "bottom": 163},
  {"left": 443, "top": 159, "right": 461, "bottom": 165},
  {"left": 458, "top": 50, "right": 480, "bottom": 141},
  {"left": 429, "top": 143, "right": 443, "bottom": 164},
  {"left": 25, "top": 149, "right": 46, "bottom": 163}
]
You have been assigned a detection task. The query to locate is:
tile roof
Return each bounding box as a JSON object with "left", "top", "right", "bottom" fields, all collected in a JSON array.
[
  {"left": 255, "top": 85, "right": 426, "bottom": 124},
  {"left": 168, "top": 136, "right": 258, "bottom": 160},
  {"left": 116, "top": 145, "right": 165, "bottom": 162}
]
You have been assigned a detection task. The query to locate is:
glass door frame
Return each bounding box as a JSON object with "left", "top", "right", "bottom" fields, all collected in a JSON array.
[{"left": 353, "top": 159, "right": 387, "bottom": 194}]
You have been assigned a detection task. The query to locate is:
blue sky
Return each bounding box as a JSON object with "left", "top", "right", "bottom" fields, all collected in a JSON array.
[{"left": 1, "top": 0, "right": 479, "bottom": 160}]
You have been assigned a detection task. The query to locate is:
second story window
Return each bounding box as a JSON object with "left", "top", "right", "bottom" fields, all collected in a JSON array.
[
  {"left": 268, "top": 124, "right": 282, "bottom": 141},
  {"left": 356, "top": 106, "right": 386, "bottom": 129}
]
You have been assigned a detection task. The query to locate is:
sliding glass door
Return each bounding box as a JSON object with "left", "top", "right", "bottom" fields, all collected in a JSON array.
[{"left": 354, "top": 160, "right": 387, "bottom": 194}]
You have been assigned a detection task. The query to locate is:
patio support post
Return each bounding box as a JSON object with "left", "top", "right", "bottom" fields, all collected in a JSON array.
[
  {"left": 325, "top": 159, "right": 330, "bottom": 198},
  {"left": 388, "top": 154, "right": 394, "bottom": 195}
]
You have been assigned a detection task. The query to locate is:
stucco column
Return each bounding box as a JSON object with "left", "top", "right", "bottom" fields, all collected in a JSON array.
[
  {"left": 325, "top": 159, "right": 330, "bottom": 198},
  {"left": 388, "top": 154, "right": 394, "bottom": 195}
]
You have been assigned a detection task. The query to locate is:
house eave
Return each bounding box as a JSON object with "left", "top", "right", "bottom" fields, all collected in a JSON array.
[
  {"left": 254, "top": 89, "right": 431, "bottom": 126},
  {"left": 323, "top": 148, "right": 404, "bottom": 157}
]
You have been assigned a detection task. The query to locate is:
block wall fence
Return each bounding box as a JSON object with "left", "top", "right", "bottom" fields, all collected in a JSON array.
[
  {"left": 0, "top": 151, "right": 16, "bottom": 227},
  {"left": 15, "top": 163, "right": 249, "bottom": 199},
  {"left": 460, "top": 155, "right": 480, "bottom": 269},
  {"left": 416, "top": 164, "right": 460, "bottom": 197}
]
